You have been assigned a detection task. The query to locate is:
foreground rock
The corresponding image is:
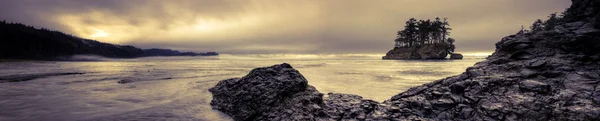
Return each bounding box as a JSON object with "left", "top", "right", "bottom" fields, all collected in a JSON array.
[
  {"left": 210, "top": 0, "right": 600, "bottom": 120},
  {"left": 209, "top": 63, "right": 329, "bottom": 121}
]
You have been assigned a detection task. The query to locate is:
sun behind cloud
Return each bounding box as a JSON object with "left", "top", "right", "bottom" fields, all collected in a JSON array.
[
  {"left": 22, "top": 0, "right": 570, "bottom": 54},
  {"left": 90, "top": 28, "right": 110, "bottom": 38}
]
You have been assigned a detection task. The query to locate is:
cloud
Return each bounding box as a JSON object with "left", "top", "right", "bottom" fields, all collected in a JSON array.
[{"left": 0, "top": 0, "right": 570, "bottom": 54}]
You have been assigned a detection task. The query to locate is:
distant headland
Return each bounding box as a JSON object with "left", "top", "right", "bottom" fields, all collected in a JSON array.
[
  {"left": 382, "top": 17, "right": 462, "bottom": 60},
  {"left": 0, "top": 21, "right": 218, "bottom": 60}
]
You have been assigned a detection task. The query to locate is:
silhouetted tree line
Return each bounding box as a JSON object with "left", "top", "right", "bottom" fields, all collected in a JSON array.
[
  {"left": 394, "top": 17, "right": 456, "bottom": 53},
  {"left": 520, "top": 12, "right": 565, "bottom": 34},
  {"left": 0, "top": 20, "right": 217, "bottom": 59},
  {"left": 0, "top": 20, "right": 144, "bottom": 59}
]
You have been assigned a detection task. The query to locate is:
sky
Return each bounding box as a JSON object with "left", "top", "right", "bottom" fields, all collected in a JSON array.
[{"left": 0, "top": 0, "right": 571, "bottom": 54}]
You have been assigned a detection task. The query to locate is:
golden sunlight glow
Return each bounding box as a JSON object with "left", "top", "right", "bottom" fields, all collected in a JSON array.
[
  {"left": 90, "top": 29, "right": 110, "bottom": 38},
  {"left": 36, "top": 0, "right": 569, "bottom": 53},
  {"left": 52, "top": 1, "right": 319, "bottom": 45},
  {"left": 463, "top": 52, "right": 493, "bottom": 56},
  {"left": 194, "top": 20, "right": 217, "bottom": 31}
]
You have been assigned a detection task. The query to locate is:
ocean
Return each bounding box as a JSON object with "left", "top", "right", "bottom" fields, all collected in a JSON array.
[{"left": 0, "top": 54, "right": 485, "bottom": 120}]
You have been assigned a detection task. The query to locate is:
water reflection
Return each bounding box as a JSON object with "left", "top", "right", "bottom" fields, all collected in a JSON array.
[{"left": 0, "top": 54, "right": 483, "bottom": 120}]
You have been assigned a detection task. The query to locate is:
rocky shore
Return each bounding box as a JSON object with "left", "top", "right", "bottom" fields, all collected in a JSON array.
[{"left": 209, "top": 0, "right": 600, "bottom": 120}]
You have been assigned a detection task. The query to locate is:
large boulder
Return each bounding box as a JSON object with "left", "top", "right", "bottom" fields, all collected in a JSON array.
[{"left": 208, "top": 63, "right": 329, "bottom": 121}]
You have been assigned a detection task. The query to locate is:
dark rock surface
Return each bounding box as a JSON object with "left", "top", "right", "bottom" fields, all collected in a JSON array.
[
  {"left": 323, "top": 93, "right": 380, "bottom": 120},
  {"left": 382, "top": 44, "right": 449, "bottom": 60},
  {"left": 450, "top": 53, "right": 464, "bottom": 59},
  {"left": 210, "top": 0, "right": 600, "bottom": 120},
  {"left": 0, "top": 21, "right": 218, "bottom": 60},
  {"left": 208, "top": 63, "right": 329, "bottom": 121}
]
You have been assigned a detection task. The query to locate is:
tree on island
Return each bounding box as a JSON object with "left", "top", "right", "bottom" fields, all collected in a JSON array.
[
  {"left": 447, "top": 38, "right": 456, "bottom": 53},
  {"left": 394, "top": 17, "right": 456, "bottom": 53}
]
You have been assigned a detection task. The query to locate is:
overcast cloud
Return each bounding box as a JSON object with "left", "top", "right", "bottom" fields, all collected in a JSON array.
[{"left": 0, "top": 0, "right": 571, "bottom": 54}]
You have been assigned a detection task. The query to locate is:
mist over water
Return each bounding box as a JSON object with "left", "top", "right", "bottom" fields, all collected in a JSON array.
[{"left": 0, "top": 54, "right": 485, "bottom": 120}]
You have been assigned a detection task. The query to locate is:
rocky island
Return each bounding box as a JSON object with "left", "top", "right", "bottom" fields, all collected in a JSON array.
[
  {"left": 210, "top": 0, "right": 600, "bottom": 120},
  {"left": 0, "top": 22, "right": 218, "bottom": 60},
  {"left": 383, "top": 18, "right": 462, "bottom": 60}
]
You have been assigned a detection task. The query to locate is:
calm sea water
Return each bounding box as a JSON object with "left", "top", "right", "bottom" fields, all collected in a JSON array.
[{"left": 0, "top": 54, "right": 485, "bottom": 121}]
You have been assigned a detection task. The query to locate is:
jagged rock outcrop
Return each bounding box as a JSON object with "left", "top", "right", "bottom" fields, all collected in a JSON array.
[
  {"left": 380, "top": 12, "right": 600, "bottom": 119},
  {"left": 210, "top": 0, "right": 600, "bottom": 120},
  {"left": 382, "top": 44, "right": 449, "bottom": 60},
  {"left": 208, "top": 63, "right": 330, "bottom": 121}
]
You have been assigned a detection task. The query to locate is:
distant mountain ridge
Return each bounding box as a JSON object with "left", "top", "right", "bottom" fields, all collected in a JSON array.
[
  {"left": 141, "top": 48, "right": 218, "bottom": 56},
  {"left": 0, "top": 21, "right": 218, "bottom": 60}
]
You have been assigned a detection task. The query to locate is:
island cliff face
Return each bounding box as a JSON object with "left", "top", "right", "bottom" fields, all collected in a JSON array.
[
  {"left": 210, "top": 0, "right": 600, "bottom": 120},
  {"left": 382, "top": 44, "right": 449, "bottom": 60}
]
